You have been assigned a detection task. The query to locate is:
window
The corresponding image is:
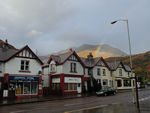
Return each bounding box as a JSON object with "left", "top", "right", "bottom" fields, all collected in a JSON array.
[
  {"left": 70, "top": 63, "right": 76, "bottom": 72},
  {"left": 102, "top": 69, "right": 106, "bottom": 76},
  {"left": 0, "top": 63, "right": 2, "bottom": 72},
  {"left": 88, "top": 69, "right": 92, "bottom": 75},
  {"left": 50, "top": 64, "right": 56, "bottom": 72},
  {"left": 124, "top": 80, "right": 131, "bottom": 87},
  {"left": 117, "top": 80, "right": 122, "bottom": 87},
  {"left": 119, "top": 69, "right": 122, "bottom": 76},
  {"left": 20, "top": 60, "right": 29, "bottom": 71},
  {"left": 110, "top": 71, "right": 112, "bottom": 77},
  {"left": 64, "top": 83, "right": 77, "bottom": 91},
  {"left": 97, "top": 68, "right": 101, "bottom": 75},
  {"left": 103, "top": 79, "right": 108, "bottom": 86},
  {"left": 109, "top": 80, "right": 113, "bottom": 87}
]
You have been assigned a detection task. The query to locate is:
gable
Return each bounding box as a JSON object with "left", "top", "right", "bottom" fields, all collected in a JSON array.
[
  {"left": 96, "top": 60, "right": 102, "bottom": 66},
  {"left": 16, "top": 48, "right": 35, "bottom": 59},
  {"left": 6, "top": 45, "right": 43, "bottom": 65},
  {"left": 68, "top": 55, "right": 78, "bottom": 61}
]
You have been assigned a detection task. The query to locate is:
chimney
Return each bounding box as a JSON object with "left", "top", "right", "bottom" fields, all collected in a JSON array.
[
  {"left": 87, "top": 52, "right": 93, "bottom": 60},
  {"left": 69, "top": 48, "right": 73, "bottom": 52},
  {"left": 5, "top": 39, "right": 8, "bottom": 43}
]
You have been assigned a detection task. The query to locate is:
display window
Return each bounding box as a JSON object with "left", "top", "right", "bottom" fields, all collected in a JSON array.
[
  {"left": 64, "top": 83, "right": 78, "bottom": 91},
  {"left": 9, "top": 82, "right": 38, "bottom": 95}
]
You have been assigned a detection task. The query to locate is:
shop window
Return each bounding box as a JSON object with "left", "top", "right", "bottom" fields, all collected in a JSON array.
[
  {"left": 64, "top": 83, "right": 77, "bottom": 91},
  {"left": 20, "top": 60, "right": 29, "bottom": 71},
  {"left": 119, "top": 69, "right": 122, "bottom": 76},
  {"left": 24, "top": 82, "right": 31, "bottom": 94},
  {"left": 117, "top": 80, "right": 122, "bottom": 87},
  {"left": 102, "top": 69, "right": 106, "bottom": 76},
  {"left": 124, "top": 80, "right": 131, "bottom": 87},
  {"left": 52, "top": 83, "right": 60, "bottom": 90},
  {"left": 16, "top": 83, "right": 23, "bottom": 95},
  {"left": 103, "top": 79, "right": 108, "bottom": 86},
  {"left": 70, "top": 63, "right": 76, "bottom": 72},
  {"left": 97, "top": 68, "right": 101, "bottom": 75},
  {"left": 31, "top": 82, "right": 38, "bottom": 94}
]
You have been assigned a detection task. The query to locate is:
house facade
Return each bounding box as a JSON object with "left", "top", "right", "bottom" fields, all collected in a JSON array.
[
  {"left": 43, "top": 49, "right": 87, "bottom": 94},
  {"left": 0, "top": 40, "right": 43, "bottom": 99},
  {"left": 108, "top": 62, "right": 135, "bottom": 90}
]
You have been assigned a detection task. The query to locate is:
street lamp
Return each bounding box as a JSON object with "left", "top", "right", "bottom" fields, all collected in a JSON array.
[{"left": 111, "top": 19, "right": 139, "bottom": 108}]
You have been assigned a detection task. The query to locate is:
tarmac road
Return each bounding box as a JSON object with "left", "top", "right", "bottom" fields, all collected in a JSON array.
[{"left": 0, "top": 87, "right": 150, "bottom": 113}]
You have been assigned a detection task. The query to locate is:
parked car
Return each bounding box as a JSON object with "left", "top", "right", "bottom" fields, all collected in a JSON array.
[{"left": 96, "top": 87, "right": 116, "bottom": 96}]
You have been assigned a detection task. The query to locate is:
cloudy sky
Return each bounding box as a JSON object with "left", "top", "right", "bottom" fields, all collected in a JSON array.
[{"left": 0, "top": 0, "right": 150, "bottom": 55}]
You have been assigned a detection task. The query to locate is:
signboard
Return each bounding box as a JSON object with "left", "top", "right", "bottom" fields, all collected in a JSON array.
[
  {"left": 65, "top": 77, "right": 81, "bottom": 83},
  {"left": 3, "top": 90, "right": 8, "bottom": 97},
  {"left": 9, "top": 76, "right": 39, "bottom": 82}
]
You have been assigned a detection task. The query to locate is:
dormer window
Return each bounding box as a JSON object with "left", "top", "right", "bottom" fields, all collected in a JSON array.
[
  {"left": 119, "top": 69, "right": 122, "bottom": 76},
  {"left": 50, "top": 64, "right": 56, "bottom": 72},
  {"left": 20, "top": 60, "right": 29, "bottom": 71}
]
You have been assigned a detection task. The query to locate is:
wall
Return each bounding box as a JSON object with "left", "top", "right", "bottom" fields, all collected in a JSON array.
[
  {"left": 62, "top": 60, "right": 84, "bottom": 75},
  {"left": 5, "top": 57, "right": 42, "bottom": 75}
]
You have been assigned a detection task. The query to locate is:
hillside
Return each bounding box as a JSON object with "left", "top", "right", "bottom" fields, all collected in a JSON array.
[
  {"left": 106, "top": 51, "right": 150, "bottom": 82},
  {"left": 57, "top": 44, "right": 127, "bottom": 58}
]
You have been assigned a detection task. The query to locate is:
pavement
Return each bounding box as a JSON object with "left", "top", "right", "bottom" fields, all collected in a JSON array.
[{"left": 0, "top": 93, "right": 92, "bottom": 106}]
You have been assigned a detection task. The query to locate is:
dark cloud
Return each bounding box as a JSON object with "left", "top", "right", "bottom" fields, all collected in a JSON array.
[{"left": 0, "top": 0, "right": 149, "bottom": 55}]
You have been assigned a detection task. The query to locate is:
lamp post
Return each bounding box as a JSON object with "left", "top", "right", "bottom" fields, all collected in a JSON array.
[{"left": 111, "top": 19, "right": 139, "bottom": 108}]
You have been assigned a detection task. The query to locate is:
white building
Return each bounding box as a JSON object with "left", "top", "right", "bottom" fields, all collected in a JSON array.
[
  {"left": 0, "top": 40, "right": 43, "bottom": 99},
  {"left": 43, "top": 49, "right": 86, "bottom": 94}
]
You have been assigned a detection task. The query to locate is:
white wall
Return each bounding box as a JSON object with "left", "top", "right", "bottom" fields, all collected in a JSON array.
[
  {"left": 62, "top": 60, "right": 84, "bottom": 75},
  {"left": 5, "top": 57, "right": 42, "bottom": 75}
]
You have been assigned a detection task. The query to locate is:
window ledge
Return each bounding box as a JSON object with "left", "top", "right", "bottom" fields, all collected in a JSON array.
[
  {"left": 19, "top": 70, "right": 31, "bottom": 73},
  {"left": 70, "top": 71, "right": 77, "bottom": 73}
]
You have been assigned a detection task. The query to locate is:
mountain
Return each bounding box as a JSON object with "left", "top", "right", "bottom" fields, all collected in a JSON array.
[
  {"left": 106, "top": 51, "right": 150, "bottom": 82},
  {"left": 56, "top": 44, "right": 127, "bottom": 58}
]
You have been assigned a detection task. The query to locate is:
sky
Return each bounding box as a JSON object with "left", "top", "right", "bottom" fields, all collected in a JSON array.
[{"left": 0, "top": 0, "right": 150, "bottom": 55}]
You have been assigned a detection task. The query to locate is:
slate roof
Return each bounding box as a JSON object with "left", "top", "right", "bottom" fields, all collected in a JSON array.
[
  {"left": 0, "top": 48, "right": 18, "bottom": 62},
  {"left": 49, "top": 51, "right": 74, "bottom": 64},
  {"left": 106, "top": 61, "right": 131, "bottom": 72},
  {"left": 80, "top": 57, "right": 100, "bottom": 68}
]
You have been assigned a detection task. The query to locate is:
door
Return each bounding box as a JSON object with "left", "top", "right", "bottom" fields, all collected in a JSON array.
[{"left": 77, "top": 83, "right": 81, "bottom": 93}]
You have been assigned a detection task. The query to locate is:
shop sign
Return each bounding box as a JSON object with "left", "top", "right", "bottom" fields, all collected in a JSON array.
[
  {"left": 9, "top": 76, "right": 39, "bottom": 81},
  {"left": 65, "top": 77, "right": 81, "bottom": 83}
]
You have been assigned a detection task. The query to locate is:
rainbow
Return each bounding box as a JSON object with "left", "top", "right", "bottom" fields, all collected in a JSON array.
[{"left": 95, "top": 42, "right": 103, "bottom": 57}]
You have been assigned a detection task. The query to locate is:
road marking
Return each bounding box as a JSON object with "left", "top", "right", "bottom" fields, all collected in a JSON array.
[
  {"left": 64, "top": 102, "right": 83, "bottom": 106},
  {"left": 139, "top": 96, "right": 150, "bottom": 102},
  {"left": 64, "top": 104, "right": 109, "bottom": 113},
  {"left": 10, "top": 110, "right": 25, "bottom": 113}
]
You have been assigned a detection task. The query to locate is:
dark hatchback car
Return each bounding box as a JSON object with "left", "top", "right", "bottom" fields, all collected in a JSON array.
[{"left": 96, "top": 87, "right": 116, "bottom": 96}]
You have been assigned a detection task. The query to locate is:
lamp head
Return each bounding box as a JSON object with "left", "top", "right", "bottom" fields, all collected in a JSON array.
[{"left": 111, "top": 21, "right": 117, "bottom": 24}]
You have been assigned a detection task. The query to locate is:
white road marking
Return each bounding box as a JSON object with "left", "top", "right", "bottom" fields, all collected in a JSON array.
[{"left": 139, "top": 96, "right": 150, "bottom": 102}]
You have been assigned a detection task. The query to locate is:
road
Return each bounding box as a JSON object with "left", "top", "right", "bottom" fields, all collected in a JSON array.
[{"left": 0, "top": 87, "right": 150, "bottom": 113}]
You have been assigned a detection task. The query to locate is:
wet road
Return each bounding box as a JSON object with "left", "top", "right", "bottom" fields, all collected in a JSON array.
[{"left": 0, "top": 88, "right": 150, "bottom": 113}]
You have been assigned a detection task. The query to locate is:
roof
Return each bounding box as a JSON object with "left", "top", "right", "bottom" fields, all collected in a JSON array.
[
  {"left": 106, "top": 61, "right": 131, "bottom": 72},
  {"left": 48, "top": 50, "right": 79, "bottom": 65},
  {"left": 0, "top": 45, "right": 43, "bottom": 65},
  {"left": 80, "top": 57, "right": 100, "bottom": 68},
  {"left": 0, "top": 48, "right": 18, "bottom": 61}
]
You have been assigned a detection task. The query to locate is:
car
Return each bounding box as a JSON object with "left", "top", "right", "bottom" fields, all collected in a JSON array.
[{"left": 96, "top": 87, "right": 116, "bottom": 96}]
